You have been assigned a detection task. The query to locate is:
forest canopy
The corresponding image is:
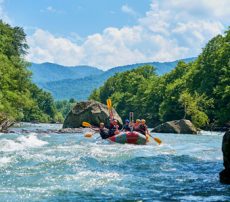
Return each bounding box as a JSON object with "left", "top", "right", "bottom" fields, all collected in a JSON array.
[{"left": 90, "top": 28, "right": 230, "bottom": 128}]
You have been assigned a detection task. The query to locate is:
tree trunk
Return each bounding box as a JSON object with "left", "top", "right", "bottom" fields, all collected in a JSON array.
[{"left": 0, "top": 117, "right": 14, "bottom": 132}]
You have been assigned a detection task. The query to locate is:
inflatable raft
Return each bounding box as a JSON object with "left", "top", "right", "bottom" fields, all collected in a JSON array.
[{"left": 108, "top": 131, "right": 147, "bottom": 145}]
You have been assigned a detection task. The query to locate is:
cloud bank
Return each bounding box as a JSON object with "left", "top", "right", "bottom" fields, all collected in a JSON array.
[{"left": 26, "top": 0, "right": 230, "bottom": 70}]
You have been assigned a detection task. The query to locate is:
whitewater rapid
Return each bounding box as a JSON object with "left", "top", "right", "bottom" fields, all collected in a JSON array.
[{"left": 0, "top": 123, "right": 229, "bottom": 201}]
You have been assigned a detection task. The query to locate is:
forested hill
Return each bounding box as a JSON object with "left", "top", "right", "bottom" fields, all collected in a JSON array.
[
  {"left": 0, "top": 21, "right": 63, "bottom": 123},
  {"left": 29, "top": 63, "right": 103, "bottom": 83},
  {"left": 103, "top": 57, "right": 195, "bottom": 78},
  {"left": 35, "top": 58, "right": 195, "bottom": 100},
  {"left": 89, "top": 29, "right": 230, "bottom": 129}
]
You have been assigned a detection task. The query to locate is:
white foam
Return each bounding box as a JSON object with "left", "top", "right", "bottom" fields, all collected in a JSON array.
[
  {"left": 17, "top": 133, "right": 48, "bottom": 148},
  {"left": 64, "top": 170, "right": 122, "bottom": 191},
  {"left": 0, "top": 157, "right": 12, "bottom": 167},
  {"left": 0, "top": 139, "right": 24, "bottom": 151},
  {"left": 199, "top": 130, "right": 225, "bottom": 136},
  {"left": 0, "top": 133, "right": 48, "bottom": 152}
]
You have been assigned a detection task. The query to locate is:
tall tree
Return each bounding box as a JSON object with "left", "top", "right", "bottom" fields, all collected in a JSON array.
[{"left": 0, "top": 20, "right": 62, "bottom": 123}]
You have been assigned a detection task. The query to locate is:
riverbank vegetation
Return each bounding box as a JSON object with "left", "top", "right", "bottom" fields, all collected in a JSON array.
[
  {"left": 90, "top": 28, "right": 230, "bottom": 129},
  {"left": 0, "top": 21, "right": 63, "bottom": 123},
  {"left": 54, "top": 98, "right": 77, "bottom": 119},
  {"left": 1, "top": 20, "right": 229, "bottom": 129}
]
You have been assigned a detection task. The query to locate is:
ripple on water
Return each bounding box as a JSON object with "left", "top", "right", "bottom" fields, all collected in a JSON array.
[{"left": 0, "top": 125, "right": 229, "bottom": 201}]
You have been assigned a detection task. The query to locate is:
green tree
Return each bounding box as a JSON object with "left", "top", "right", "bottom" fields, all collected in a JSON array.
[
  {"left": 54, "top": 99, "right": 77, "bottom": 119},
  {"left": 89, "top": 28, "right": 230, "bottom": 128},
  {"left": 0, "top": 20, "right": 62, "bottom": 123}
]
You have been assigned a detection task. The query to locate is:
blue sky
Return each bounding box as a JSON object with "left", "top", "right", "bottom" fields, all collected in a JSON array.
[
  {"left": 4, "top": 0, "right": 151, "bottom": 36},
  {"left": 0, "top": 0, "right": 229, "bottom": 69}
]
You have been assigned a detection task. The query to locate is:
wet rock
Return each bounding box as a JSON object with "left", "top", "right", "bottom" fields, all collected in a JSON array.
[
  {"left": 219, "top": 130, "right": 230, "bottom": 184},
  {"left": 152, "top": 119, "right": 197, "bottom": 134},
  {"left": 58, "top": 128, "right": 83, "bottom": 133},
  {"left": 63, "top": 100, "right": 122, "bottom": 128}
]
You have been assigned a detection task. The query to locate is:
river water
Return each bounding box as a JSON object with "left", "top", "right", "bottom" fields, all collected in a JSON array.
[{"left": 0, "top": 123, "right": 229, "bottom": 201}]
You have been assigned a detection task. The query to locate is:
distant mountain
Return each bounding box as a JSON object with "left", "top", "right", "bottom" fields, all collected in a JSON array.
[
  {"left": 29, "top": 62, "right": 103, "bottom": 83},
  {"left": 35, "top": 58, "right": 196, "bottom": 100},
  {"left": 103, "top": 57, "right": 196, "bottom": 78}
]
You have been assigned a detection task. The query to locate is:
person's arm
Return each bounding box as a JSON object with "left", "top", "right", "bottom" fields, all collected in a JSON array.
[{"left": 90, "top": 126, "right": 100, "bottom": 132}]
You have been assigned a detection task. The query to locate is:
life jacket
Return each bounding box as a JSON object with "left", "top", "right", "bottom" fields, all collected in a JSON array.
[
  {"left": 99, "top": 128, "right": 110, "bottom": 139},
  {"left": 137, "top": 124, "right": 147, "bottom": 135},
  {"left": 134, "top": 123, "right": 140, "bottom": 130},
  {"left": 109, "top": 124, "right": 117, "bottom": 136},
  {"left": 122, "top": 124, "right": 131, "bottom": 131}
]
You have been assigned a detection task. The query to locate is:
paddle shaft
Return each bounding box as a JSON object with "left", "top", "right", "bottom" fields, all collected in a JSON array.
[
  {"left": 107, "top": 99, "right": 114, "bottom": 121},
  {"left": 129, "top": 112, "right": 134, "bottom": 132},
  {"left": 148, "top": 133, "right": 162, "bottom": 144}
]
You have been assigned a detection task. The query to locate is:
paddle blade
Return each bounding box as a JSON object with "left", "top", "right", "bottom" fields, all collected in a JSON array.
[
  {"left": 154, "top": 137, "right": 162, "bottom": 145},
  {"left": 84, "top": 133, "right": 93, "bottom": 138},
  {"left": 82, "top": 122, "right": 91, "bottom": 127},
  {"left": 146, "top": 134, "right": 150, "bottom": 142},
  {"left": 106, "top": 99, "right": 112, "bottom": 109}
]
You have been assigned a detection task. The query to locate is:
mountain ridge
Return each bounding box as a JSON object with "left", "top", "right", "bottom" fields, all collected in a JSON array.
[
  {"left": 29, "top": 62, "right": 103, "bottom": 83},
  {"left": 31, "top": 57, "right": 196, "bottom": 100}
]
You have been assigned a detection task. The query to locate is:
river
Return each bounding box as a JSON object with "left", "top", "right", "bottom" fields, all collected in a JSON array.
[{"left": 0, "top": 123, "right": 229, "bottom": 201}]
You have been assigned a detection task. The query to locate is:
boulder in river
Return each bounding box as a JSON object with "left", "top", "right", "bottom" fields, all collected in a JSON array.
[
  {"left": 151, "top": 119, "right": 197, "bottom": 134},
  {"left": 63, "top": 100, "right": 122, "bottom": 128},
  {"left": 219, "top": 130, "right": 230, "bottom": 184}
]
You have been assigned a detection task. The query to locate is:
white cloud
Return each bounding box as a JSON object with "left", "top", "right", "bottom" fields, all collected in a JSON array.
[
  {"left": 40, "top": 6, "right": 63, "bottom": 14},
  {"left": 27, "top": 29, "right": 84, "bottom": 66},
  {"left": 46, "top": 6, "right": 56, "bottom": 12},
  {"left": 121, "top": 4, "right": 137, "bottom": 17},
  {"left": 0, "top": 0, "right": 11, "bottom": 23},
  {"left": 27, "top": 0, "right": 229, "bottom": 70}
]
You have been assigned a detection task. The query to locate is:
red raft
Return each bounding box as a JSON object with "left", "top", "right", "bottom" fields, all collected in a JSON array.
[{"left": 108, "top": 131, "right": 147, "bottom": 145}]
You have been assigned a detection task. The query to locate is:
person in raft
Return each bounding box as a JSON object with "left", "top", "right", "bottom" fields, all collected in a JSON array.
[
  {"left": 97, "top": 122, "right": 110, "bottom": 139},
  {"left": 109, "top": 119, "right": 120, "bottom": 136},
  {"left": 94, "top": 122, "right": 115, "bottom": 139},
  {"left": 121, "top": 119, "right": 131, "bottom": 132},
  {"left": 133, "top": 119, "right": 141, "bottom": 131},
  {"left": 136, "top": 119, "right": 148, "bottom": 136}
]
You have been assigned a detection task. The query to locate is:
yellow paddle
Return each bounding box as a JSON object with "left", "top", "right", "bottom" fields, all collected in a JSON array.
[
  {"left": 82, "top": 121, "right": 91, "bottom": 128},
  {"left": 84, "top": 132, "right": 94, "bottom": 138},
  {"left": 106, "top": 98, "right": 114, "bottom": 120},
  {"left": 148, "top": 133, "right": 162, "bottom": 144},
  {"left": 106, "top": 99, "right": 112, "bottom": 109},
  {"left": 82, "top": 122, "right": 94, "bottom": 138}
]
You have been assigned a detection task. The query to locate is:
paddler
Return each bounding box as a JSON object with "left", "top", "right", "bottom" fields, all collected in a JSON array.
[
  {"left": 109, "top": 119, "right": 120, "bottom": 136},
  {"left": 136, "top": 119, "right": 148, "bottom": 136},
  {"left": 133, "top": 119, "right": 141, "bottom": 131},
  {"left": 121, "top": 119, "right": 131, "bottom": 131},
  {"left": 93, "top": 122, "right": 110, "bottom": 139}
]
